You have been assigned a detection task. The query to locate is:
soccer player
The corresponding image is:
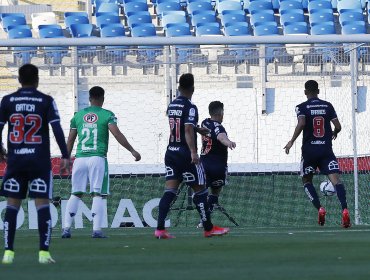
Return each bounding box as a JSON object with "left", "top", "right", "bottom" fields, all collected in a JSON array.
[
  {"left": 199, "top": 101, "right": 236, "bottom": 224},
  {"left": 155, "top": 73, "right": 230, "bottom": 239},
  {"left": 284, "top": 80, "right": 351, "bottom": 228},
  {"left": 0, "top": 64, "right": 70, "bottom": 264},
  {"left": 62, "top": 86, "right": 141, "bottom": 238}
]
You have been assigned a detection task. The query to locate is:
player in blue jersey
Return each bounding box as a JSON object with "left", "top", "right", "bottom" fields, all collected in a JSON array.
[
  {"left": 284, "top": 80, "right": 350, "bottom": 228},
  {"left": 0, "top": 64, "right": 70, "bottom": 264},
  {"left": 199, "top": 101, "right": 235, "bottom": 224},
  {"left": 155, "top": 73, "right": 230, "bottom": 239}
]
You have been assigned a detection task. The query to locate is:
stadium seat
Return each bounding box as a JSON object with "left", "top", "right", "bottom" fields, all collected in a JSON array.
[
  {"left": 279, "top": 0, "right": 304, "bottom": 12},
  {"left": 336, "top": 0, "right": 362, "bottom": 14},
  {"left": 65, "top": 15, "right": 89, "bottom": 32},
  {"left": 31, "top": 12, "right": 57, "bottom": 30},
  {"left": 280, "top": 10, "right": 305, "bottom": 26},
  {"left": 95, "top": 0, "right": 116, "bottom": 10},
  {"left": 131, "top": 23, "right": 162, "bottom": 63},
  {"left": 310, "top": 21, "right": 336, "bottom": 35},
  {"left": 70, "top": 23, "right": 94, "bottom": 37},
  {"left": 309, "top": 11, "right": 335, "bottom": 26},
  {"left": 7, "top": 24, "right": 29, "bottom": 31},
  {"left": 191, "top": 11, "right": 217, "bottom": 27},
  {"left": 39, "top": 25, "right": 68, "bottom": 64},
  {"left": 195, "top": 22, "right": 222, "bottom": 36},
  {"left": 124, "top": 2, "right": 149, "bottom": 16},
  {"left": 283, "top": 21, "right": 309, "bottom": 34},
  {"left": 156, "top": 2, "right": 182, "bottom": 19},
  {"left": 64, "top": 12, "right": 88, "bottom": 19},
  {"left": 307, "top": 0, "right": 333, "bottom": 14},
  {"left": 101, "top": 24, "right": 129, "bottom": 63},
  {"left": 96, "top": 3, "right": 120, "bottom": 16},
  {"left": 161, "top": 13, "right": 187, "bottom": 29},
  {"left": 216, "top": 1, "right": 243, "bottom": 14},
  {"left": 96, "top": 14, "right": 121, "bottom": 29},
  {"left": 165, "top": 23, "right": 195, "bottom": 62},
  {"left": 8, "top": 27, "right": 37, "bottom": 65},
  {"left": 223, "top": 22, "right": 255, "bottom": 61},
  {"left": 220, "top": 12, "right": 247, "bottom": 27},
  {"left": 1, "top": 15, "right": 27, "bottom": 32},
  {"left": 127, "top": 13, "right": 152, "bottom": 29},
  {"left": 253, "top": 21, "right": 279, "bottom": 36},
  {"left": 187, "top": 1, "right": 214, "bottom": 15},
  {"left": 338, "top": 10, "right": 364, "bottom": 26},
  {"left": 250, "top": 10, "right": 275, "bottom": 27},
  {"left": 249, "top": 0, "right": 273, "bottom": 13},
  {"left": 341, "top": 21, "right": 366, "bottom": 34},
  {"left": 0, "top": 12, "right": 25, "bottom": 21}
]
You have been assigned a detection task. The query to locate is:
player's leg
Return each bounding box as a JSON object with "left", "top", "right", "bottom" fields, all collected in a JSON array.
[
  {"left": 28, "top": 170, "right": 55, "bottom": 264},
  {"left": 63, "top": 158, "right": 88, "bottom": 237},
  {"left": 0, "top": 170, "right": 27, "bottom": 264},
  {"left": 89, "top": 157, "right": 109, "bottom": 238}
]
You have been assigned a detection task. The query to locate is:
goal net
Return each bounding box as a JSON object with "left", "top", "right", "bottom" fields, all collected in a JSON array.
[{"left": 0, "top": 41, "right": 369, "bottom": 230}]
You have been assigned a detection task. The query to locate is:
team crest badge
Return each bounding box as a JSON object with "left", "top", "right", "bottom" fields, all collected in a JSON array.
[{"left": 84, "top": 113, "right": 98, "bottom": 123}]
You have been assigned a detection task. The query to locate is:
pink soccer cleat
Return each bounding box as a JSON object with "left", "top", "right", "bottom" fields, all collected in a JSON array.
[
  {"left": 318, "top": 207, "right": 326, "bottom": 226},
  {"left": 204, "top": 225, "right": 230, "bottom": 238},
  {"left": 341, "top": 208, "right": 351, "bottom": 228},
  {"left": 154, "top": 229, "right": 175, "bottom": 239}
]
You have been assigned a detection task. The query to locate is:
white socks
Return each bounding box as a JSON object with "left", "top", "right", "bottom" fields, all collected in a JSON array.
[
  {"left": 63, "top": 195, "right": 80, "bottom": 229},
  {"left": 91, "top": 196, "right": 103, "bottom": 232}
]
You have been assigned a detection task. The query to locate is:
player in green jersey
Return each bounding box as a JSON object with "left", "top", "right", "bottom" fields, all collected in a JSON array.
[{"left": 62, "top": 86, "right": 141, "bottom": 238}]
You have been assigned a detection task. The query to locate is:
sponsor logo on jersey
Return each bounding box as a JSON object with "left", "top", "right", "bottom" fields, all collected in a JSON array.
[
  {"left": 14, "top": 148, "right": 35, "bottom": 154},
  {"left": 83, "top": 113, "right": 99, "bottom": 123},
  {"left": 311, "top": 140, "right": 326, "bottom": 145},
  {"left": 311, "top": 109, "right": 326, "bottom": 115},
  {"left": 306, "top": 104, "right": 328, "bottom": 108},
  {"left": 168, "top": 146, "right": 179, "bottom": 151},
  {"left": 10, "top": 97, "right": 43, "bottom": 102}
]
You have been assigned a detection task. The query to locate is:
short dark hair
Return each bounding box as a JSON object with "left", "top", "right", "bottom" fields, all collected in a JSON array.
[
  {"left": 179, "top": 73, "right": 194, "bottom": 91},
  {"left": 18, "top": 64, "right": 39, "bottom": 85},
  {"left": 305, "top": 80, "right": 319, "bottom": 92},
  {"left": 209, "top": 101, "right": 224, "bottom": 116},
  {"left": 89, "top": 86, "right": 105, "bottom": 100}
]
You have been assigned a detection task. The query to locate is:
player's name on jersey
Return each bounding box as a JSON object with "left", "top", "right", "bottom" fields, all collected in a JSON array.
[
  {"left": 15, "top": 104, "right": 36, "bottom": 112},
  {"left": 168, "top": 109, "right": 183, "bottom": 116},
  {"left": 83, "top": 123, "right": 97, "bottom": 128}
]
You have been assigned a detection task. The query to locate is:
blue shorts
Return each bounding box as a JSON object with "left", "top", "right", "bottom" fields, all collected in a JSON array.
[
  {"left": 0, "top": 166, "right": 53, "bottom": 200},
  {"left": 201, "top": 156, "right": 227, "bottom": 188},
  {"left": 300, "top": 149, "right": 340, "bottom": 176},
  {"left": 165, "top": 150, "right": 206, "bottom": 186}
]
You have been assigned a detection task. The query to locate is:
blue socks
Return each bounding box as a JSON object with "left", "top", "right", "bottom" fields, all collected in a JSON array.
[
  {"left": 3, "top": 205, "right": 18, "bottom": 251},
  {"left": 157, "top": 189, "right": 177, "bottom": 230},
  {"left": 37, "top": 205, "right": 52, "bottom": 251},
  {"left": 193, "top": 189, "right": 213, "bottom": 231},
  {"left": 304, "top": 183, "right": 321, "bottom": 210},
  {"left": 335, "top": 183, "right": 348, "bottom": 210}
]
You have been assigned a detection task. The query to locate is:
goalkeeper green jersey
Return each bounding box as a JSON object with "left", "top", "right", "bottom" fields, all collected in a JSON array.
[{"left": 70, "top": 106, "right": 117, "bottom": 158}]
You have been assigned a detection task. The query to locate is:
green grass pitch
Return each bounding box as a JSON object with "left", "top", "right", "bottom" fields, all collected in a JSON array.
[{"left": 1, "top": 226, "right": 370, "bottom": 280}]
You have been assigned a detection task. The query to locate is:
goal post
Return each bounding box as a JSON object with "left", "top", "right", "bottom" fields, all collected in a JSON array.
[{"left": 0, "top": 35, "right": 369, "bottom": 229}]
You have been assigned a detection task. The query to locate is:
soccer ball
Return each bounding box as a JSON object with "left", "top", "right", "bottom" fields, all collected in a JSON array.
[{"left": 320, "top": 181, "right": 336, "bottom": 196}]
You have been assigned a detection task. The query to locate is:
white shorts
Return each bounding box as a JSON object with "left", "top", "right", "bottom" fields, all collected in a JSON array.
[{"left": 71, "top": 156, "right": 109, "bottom": 195}]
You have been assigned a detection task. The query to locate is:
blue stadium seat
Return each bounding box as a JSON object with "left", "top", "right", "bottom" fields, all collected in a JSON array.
[
  {"left": 191, "top": 11, "right": 217, "bottom": 27},
  {"left": 310, "top": 22, "right": 336, "bottom": 35},
  {"left": 95, "top": 0, "right": 116, "bottom": 9},
  {"left": 339, "top": 10, "right": 364, "bottom": 26},
  {"left": 250, "top": 10, "right": 275, "bottom": 27},
  {"left": 8, "top": 27, "right": 37, "bottom": 65},
  {"left": 195, "top": 22, "right": 222, "bottom": 36},
  {"left": 161, "top": 13, "right": 187, "bottom": 29},
  {"left": 96, "top": 14, "right": 121, "bottom": 29},
  {"left": 248, "top": 0, "right": 273, "bottom": 15},
  {"left": 224, "top": 22, "right": 255, "bottom": 61},
  {"left": 216, "top": 1, "right": 243, "bottom": 14},
  {"left": 337, "top": 0, "right": 362, "bottom": 14},
  {"left": 1, "top": 15, "right": 27, "bottom": 32},
  {"left": 96, "top": 3, "right": 120, "bottom": 16},
  {"left": 0, "top": 12, "right": 25, "bottom": 21},
  {"left": 280, "top": 10, "right": 305, "bottom": 26},
  {"left": 131, "top": 23, "right": 161, "bottom": 62},
  {"left": 101, "top": 24, "right": 129, "bottom": 63},
  {"left": 253, "top": 21, "right": 279, "bottom": 36},
  {"left": 70, "top": 23, "right": 94, "bottom": 37},
  {"left": 119, "top": 0, "right": 147, "bottom": 4},
  {"left": 187, "top": 1, "right": 214, "bottom": 15},
  {"left": 283, "top": 22, "right": 309, "bottom": 34},
  {"left": 127, "top": 12, "right": 152, "bottom": 29},
  {"left": 341, "top": 21, "right": 366, "bottom": 34},
  {"left": 165, "top": 23, "right": 194, "bottom": 62},
  {"left": 65, "top": 15, "right": 89, "bottom": 32},
  {"left": 7, "top": 24, "right": 29, "bottom": 31},
  {"left": 220, "top": 12, "right": 247, "bottom": 27},
  {"left": 101, "top": 23, "right": 126, "bottom": 37},
  {"left": 156, "top": 2, "right": 182, "bottom": 16},
  {"left": 224, "top": 22, "right": 250, "bottom": 36},
  {"left": 309, "top": 11, "right": 335, "bottom": 26},
  {"left": 64, "top": 12, "right": 88, "bottom": 19},
  {"left": 279, "top": 0, "right": 303, "bottom": 12},
  {"left": 308, "top": 0, "right": 333, "bottom": 14},
  {"left": 39, "top": 25, "right": 68, "bottom": 64},
  {"left": 124, "top": 2, "right": 149, "bottom": 16}
]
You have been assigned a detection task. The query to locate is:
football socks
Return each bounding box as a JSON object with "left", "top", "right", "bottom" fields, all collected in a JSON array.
[
  {"left": 193, "top": 189, "right": 213, "bottom": 231},
  {"left": 92, "top": 196, "right": 104, "bottom": 231},
  {"left": 208, "top": 194, "right": 219, "bottom": 213},
  {"left": 37, "top": 205, "right": 52, "bottom": 251},
  {"left": 64, "top": 194, "right": 80, "bottom": 229},
  {"left": 304, "top": 183, "right": 321, "bottom": 210},
  {"left": 3, "top": 205, "right": 19, "bottom": 251},
  {"left": 335, "top": 183, "right": 348, "bottom": 210},
  {"left": 157, "top": 189, "right": 177, "bottom": 230}
]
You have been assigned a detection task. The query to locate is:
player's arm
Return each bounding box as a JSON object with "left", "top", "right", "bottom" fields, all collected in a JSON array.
[
  {"left": 217, "top": 133, "right": 236, "bottom": 150},
  {"left": 66, "top": 128, "right": 77, "bottom": 157},
  {"left": 284, "top": 116, "right": 305, "bottom": 154},
  {"left": 331, "top": 118, "right": 341, "bottom": 140},
  {"left": 108, "top": 124, "right": 141, "bottom": 161},
  {"left": 185, "top": 124, "right": 199, "bottom": 164}
]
